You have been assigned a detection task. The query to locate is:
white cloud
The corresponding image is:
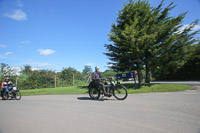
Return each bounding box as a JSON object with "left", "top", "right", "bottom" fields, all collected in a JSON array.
[
  {"left": 5, "top": 52, "right": 13, "bottom": 56},
  {"left": 178, "top": 24, "right": 189, "bottom": 32},
  {"left": 37, "top": 63, "right": 51, "bottom": 67},
  {"left": 85, "top": 63, "right": 94, "bottom": 66},
  {"left": 20, "top": 41, "right": 30, "bottom": 44},
  {"left": 0, "top": 44, "right": 6, "bottom": 48},
  {"left": 17, "top": 0, "right": 23, "bottom": 8},
  {"left": 21, "top": 59, "right": 52, "bottom": 71},
  {"left": 37, "top": 49, "right": 55, "bottom": 56},
  {"left": 0, "top": 52, "right": 13, "bottom": 58},
  {"left": 104, "top": 63, "right": 113, "bottom": 67},
  {"left": 4, "top": 9, "right": 27, "bottom": 21},
  {"left": 11, "top": 66, "right": 21, "bottom": 75},
  {"left": 193, "top": 24, "right": 200, "bottom": 31},
  {"left": 18, "top": 41, "right": 30, "bottom": 48},
  {"left": 32, "top": 68, "right": 39, "bottom": 71},
  {"left": 178, "top": 24, "right": 200, "bottom": 33}
]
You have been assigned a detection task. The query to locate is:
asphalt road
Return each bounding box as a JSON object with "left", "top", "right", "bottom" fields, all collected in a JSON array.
[{"left": 0, "top": 89, "right": 200, "bottom": 133}]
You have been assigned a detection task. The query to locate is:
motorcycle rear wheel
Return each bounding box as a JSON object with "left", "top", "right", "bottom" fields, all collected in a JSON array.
[{"left": 89, "top": 87, "right": 100, "bottom": 100}]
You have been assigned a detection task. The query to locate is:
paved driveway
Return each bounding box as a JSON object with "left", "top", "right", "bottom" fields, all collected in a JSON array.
[{"left": 0, "top": 90, "right": 200, "bottom": 133}]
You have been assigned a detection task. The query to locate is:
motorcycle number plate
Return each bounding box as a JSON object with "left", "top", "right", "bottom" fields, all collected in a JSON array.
[{"left": 13, "top": 87, "right": 17, "bottom": 90}]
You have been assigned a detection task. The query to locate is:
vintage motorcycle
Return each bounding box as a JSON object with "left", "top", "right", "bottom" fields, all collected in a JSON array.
[
  {"left": 88, "top": 77, "right": 128, "bottom": 100},
  {"left": 1, "top": 85, "right": 21, "bottom": 100}
]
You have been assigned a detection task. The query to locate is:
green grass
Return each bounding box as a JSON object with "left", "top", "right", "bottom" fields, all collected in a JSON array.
[
  {"left": 123, "top": 83, "right": 193, "bottom": 93},
  {"left": 21, "top": 83, "right": 193, "bottom": 96},
  {"left": 21, "top": 86, "right": 88, "bottom": 96}
]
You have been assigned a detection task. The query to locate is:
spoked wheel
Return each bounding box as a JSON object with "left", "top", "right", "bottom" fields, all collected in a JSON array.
[
  {"left": 113, "top": 85, "right": 128, "bottom": 100},
  {"left": 89, "top": 87, "right": 100, "bottom": 100},
  {"left": 13, "top": 90, "right": 21, "bottom": 100}
]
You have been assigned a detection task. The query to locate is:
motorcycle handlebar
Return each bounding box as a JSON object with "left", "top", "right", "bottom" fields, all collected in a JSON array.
[{"left": 94, "top": 77, "right": 114, "bottom": 82}]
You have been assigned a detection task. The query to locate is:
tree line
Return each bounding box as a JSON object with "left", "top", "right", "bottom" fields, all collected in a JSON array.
[
  {"left": 1, "top": 0, "right": 199, "bottom": 89},
  {"left": 0, "top": 63, "right": 117, "bottom": 90}
]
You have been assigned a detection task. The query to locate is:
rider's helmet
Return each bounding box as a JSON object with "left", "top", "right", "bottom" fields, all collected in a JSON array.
[
  {"left": 4, "top": 77, "right": 10, "bottom": 82},
  {"left": 95, "top": 66, "right": 99, "bottom": 71}
]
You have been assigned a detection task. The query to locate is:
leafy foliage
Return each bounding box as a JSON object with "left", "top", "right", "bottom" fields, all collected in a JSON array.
[
  {"left": 18, "top": 69, "right": 56, "bottom": 89},
  {"left": 105, "top": 0, "right": 199, "bottom": 83},
  {"left": 58, "top": 67, "right": 83, "bottom": 86},
  {"left": 166, "top": 42, "right": 200, "bottom": 80},
  {"left": 21, "top": 65, "right": 32, "bottom": 75},
  {"left": 101, "top": 70, "right": 117, "bottom": 79},
  {"left": 0, "top": 63, "right": 15, "bottom": 77},
  {"left": 82, "top": 65, "right": 92, "bottom": 76}
]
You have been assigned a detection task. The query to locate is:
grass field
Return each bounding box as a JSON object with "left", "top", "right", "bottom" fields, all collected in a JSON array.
[{"left": 21, "top": 83, "right": 193, "bottom": 96}]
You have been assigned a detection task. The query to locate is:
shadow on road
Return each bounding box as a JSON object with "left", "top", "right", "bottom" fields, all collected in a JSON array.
[
  {"left": 77, "top": 97, "right": 115, "bottom": 101},
  {"left": 77, "top": 97, "right": 92, "bottom": 100},
  {"left": 0, "top": 98, "right": 20, "bottom": 101}
]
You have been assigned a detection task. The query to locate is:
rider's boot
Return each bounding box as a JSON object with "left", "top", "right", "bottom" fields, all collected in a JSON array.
[
  {"left": 104, "top": 92, "right": 111, "bottom": 97},
  {"left": 2, "top": 95, "right": 6, "bottom": 100},
  {"left": 107, "top": 93, "right": 112, "bottom": 97}
]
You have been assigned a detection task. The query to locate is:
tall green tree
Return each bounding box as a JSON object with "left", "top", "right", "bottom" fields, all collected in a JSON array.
[
  {"left": 19, "top": 69, "right": 56, "bottom": 89},
  {"left": 21, "top": 65, "right": 32, "bottom": 75},
  {"left": 101, "top": 70, "right": 117, "bottom": 79},
  {"left": 0, "top": 63, "right": 14, "bottom": 77},
  {"left": 82, "top": 65, "right": 92, "bottom": 75},
  {"left": 58, "top": 67, "right": 83, "bottom": 86},
  {"left": 171, "top": 42, "right": 200, "bottom": 80},
  {"left": 105, "top": 0, "right": 199, "bottom": 83}
]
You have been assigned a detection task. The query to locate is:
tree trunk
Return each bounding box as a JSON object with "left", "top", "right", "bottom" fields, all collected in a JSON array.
[
  {"left": 54, "top": 75, "right": 57, "bottom": 88},
  {"left": 145, "top": 63, "right": 151, "bottom": 83},
  {"left": 136, "top": 62, "right": 143, "bottom": 85},
  {"left": 16, "top": 75, "right": 18, "bottom": 85},
  {"left": 137, "top": 69, "right": 143, "bottom": 84}
]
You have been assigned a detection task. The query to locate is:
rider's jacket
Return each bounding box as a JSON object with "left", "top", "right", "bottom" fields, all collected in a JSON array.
[
  {"left": 1, "top": 81, "right": 13, "bottom": 89},
  {"left": 92, "top": 71, "right": 101, "bottom": 81}
]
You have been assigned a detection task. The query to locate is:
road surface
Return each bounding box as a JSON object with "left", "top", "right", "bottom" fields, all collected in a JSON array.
[{"left": 0, "top": 89, "right": 200, "bottom": 133}]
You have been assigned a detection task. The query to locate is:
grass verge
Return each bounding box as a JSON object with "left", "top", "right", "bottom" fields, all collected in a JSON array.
[
  {"left": 21, "top": 86, "right": 88, "bottom": 96},
  {"left": 123, "top": 83, "right": 193, "bottom": 93},
  {"left": 21, "top": 83, "right": 193, "bottom": 96}
]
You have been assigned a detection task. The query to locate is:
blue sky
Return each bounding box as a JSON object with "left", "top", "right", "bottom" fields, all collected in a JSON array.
[{"left": 0, "top": 0, "right": 200, "bottom": 73}]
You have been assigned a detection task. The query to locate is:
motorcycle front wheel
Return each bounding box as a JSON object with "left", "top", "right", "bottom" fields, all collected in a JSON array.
[
  {"left": 13, "top": 90, "right": 21, "bottom": 100},
  {"left": 113, "top": 84, "right": 128, "bottom": 100},
  {"left": 89, "top": 87, "right": 100, "bottom": 100}
]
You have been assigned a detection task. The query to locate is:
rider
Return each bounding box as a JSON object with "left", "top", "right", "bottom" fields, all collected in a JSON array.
[
  {"left": 92, "top": 66, "right": 110, "bottom": 96},
  {"left": 1, "top": 77, "right": 13, "bottom": 99}
]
